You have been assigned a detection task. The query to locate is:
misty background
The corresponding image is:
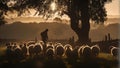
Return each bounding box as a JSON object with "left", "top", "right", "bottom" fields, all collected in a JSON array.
[{"left": 0, "top": 17, "right": 119, "bottom": 42}]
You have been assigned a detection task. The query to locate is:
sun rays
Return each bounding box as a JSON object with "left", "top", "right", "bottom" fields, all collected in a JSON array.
[{"left": 50, "top": 2, "right": 57, "bottom": 11}]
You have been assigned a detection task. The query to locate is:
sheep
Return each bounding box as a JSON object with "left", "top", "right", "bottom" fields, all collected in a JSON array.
[
  {"left": 6, "top": 44, "right": 15, "bottom": 61},
  {"left": 26, "top": 41, "right": 35, "bottom": 46},
  {"left": 81, "top": 45, "right": 92, "bottom": 57},
  {"left": 109, "top": 46, "right": 115, "bottom": 51},
  {"left": 64, "top": 44, "right": 73, "bottom": 51},
  {"left": 19, "top": 44, "right": 24, "bottom": 49},
  {"left": 38, "top": 41, "right": 44, "bottom": 45},
  {"left": 35, "top": 42, "right": 44, "bottom": 51},
  {"left": 21, "top": 44, "right": 27, "bottom": 57},
  {"left": 91, "top": 45, "right": 100, "bottom": 56},
  {"left": 28, "top": 44, "right": 35, "bottom": 56},
  {"left": 14, "top": 48, "right": 23, "bottom": 60},
  {"left": 78, "top": 46, "right": 85, "bottom": 57},
  {"left": 46, "top": 42, "right": 55, "bottom": 49},
  {"left": 8, "top": 43, "right": 16, "bottom": 51},
  {"left": 37, "top": 41, "right": 44, "bottom": 48},
  {"left": 7, "top": 43, "right": 23, "bottom": 60},
  {"left": 64, "top": 44, "right": 73, "bottom": 58},
  {"left": 5, "top": 41, "right": 103, "bottom": 59},
  {"left": 72, "top": 46, "right": 79, "bottom": 58},
  {"left": 54, "top": 43, "right": 63, "bottom": 48},
  {"left": 6, "top": 43, "right": 13, "bottom": 51},
  {"left": 110, "top": 46, "right": 119, "bottom": 57},
  {"left": 45, "top": 48, "right": 55, "bottom": 58},
  {"left": 6, "top": 42, "right": 11, "bottom": 47},
  {"left": 13, "top": 43, "right": 21, "bottom": 50},
  {"left": 27, "top": 42, "right": 44, "bottom": 56},
  {"left": 55, "top": 44, "right": 64, "bottom": 57},
  {"left": 34, "top": 44, "right": 43, "bottom": 55}
]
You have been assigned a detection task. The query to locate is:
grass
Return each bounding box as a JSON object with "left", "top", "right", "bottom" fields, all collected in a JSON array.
[
  {"left": 98, "top": 53, "right": 118, "bottom": 61},
  {"left": 0, "top": 46, "right": 7, "bottom": 56}
]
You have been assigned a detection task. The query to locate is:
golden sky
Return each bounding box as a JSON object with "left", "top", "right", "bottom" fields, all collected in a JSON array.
[{"left": 105, "top": 0, "right": 119, "bottom": 15}]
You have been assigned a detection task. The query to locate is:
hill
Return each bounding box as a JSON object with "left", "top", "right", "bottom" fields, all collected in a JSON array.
[{"left": 0, "top": 22, "right": 119, "bottom": 41}]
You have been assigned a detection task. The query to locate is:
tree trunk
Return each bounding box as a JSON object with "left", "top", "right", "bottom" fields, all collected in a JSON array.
[
  {"left": 70, "top": 0, "right": 90, "bottom": 45},
  {"left": 70, "top": 16, "right": 90, "bottom": 45}
]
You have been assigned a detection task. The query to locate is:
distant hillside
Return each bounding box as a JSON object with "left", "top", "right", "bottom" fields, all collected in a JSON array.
[
  {"left": 90, "top": 23, "right": 119, "bottom": 41},
  {"left": 0, "top": 22, "right": 77, "bottom": 40},
  {"left": 5, "top": 16, "right": 120, "bottom": 24},
  {"left": 0, "top": 22, "right": 119, "bottom": 41}
]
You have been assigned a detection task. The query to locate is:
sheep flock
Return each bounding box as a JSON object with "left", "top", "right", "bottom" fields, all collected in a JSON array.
[{"left": 5, "top": 40, "right": 119, "bottom": 60}]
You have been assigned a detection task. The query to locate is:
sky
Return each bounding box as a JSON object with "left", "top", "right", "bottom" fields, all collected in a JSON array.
[{"left": 105, "top": 0, "right": 120, "bottom": 15}]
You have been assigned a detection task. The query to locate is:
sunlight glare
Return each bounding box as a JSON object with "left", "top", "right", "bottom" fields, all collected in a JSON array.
[
  {"left": 7, "top": 0, "right": 17, "bottom": 7},
  {"left": 50, "top": 2, "right": 56, "bottom": 11}
]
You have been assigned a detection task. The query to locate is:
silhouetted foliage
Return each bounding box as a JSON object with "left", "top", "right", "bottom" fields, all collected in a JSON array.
[{"left": 0, "top": 11, "right": 7, "bottom": 26}]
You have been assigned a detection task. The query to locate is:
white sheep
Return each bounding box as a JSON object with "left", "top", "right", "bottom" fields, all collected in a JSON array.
[
  {"left": 72, "top": 46, "right": 79, "bottom": 58},
  {"left": 81, "top": 45, "right": 92, "bottom": 57},
  {"left": 46, "top": 48, "right": 55, "bottom": 57},
  {"left": 55, "top": 44, "right": 64, "bottom": 57},
  {"left": 64, "top": 44, "right": 73, "bottom": 57},
  {"left": 46, "top": 42, "right": 55, "bottom": 49},
  {"left": 110, "top": 46, "right": 119, "bottom": 57},
  {"left": 78, "top": 45, "right": 85, "bottom": 57},
  {"left": 35, "top": 42, "right": 43, "bottom": 51},
  {"left": 91, "top": 45, "right": 100, "bottom": 56}
]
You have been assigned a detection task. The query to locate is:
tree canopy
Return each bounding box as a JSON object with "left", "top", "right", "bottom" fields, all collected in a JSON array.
[{"left": 0, "top": 0, "right": 112, "bottom": 23}]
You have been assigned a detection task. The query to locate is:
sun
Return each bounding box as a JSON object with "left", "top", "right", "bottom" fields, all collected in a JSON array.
[{"left": 50, "top": 2, "right": 57, "bottom": 11}]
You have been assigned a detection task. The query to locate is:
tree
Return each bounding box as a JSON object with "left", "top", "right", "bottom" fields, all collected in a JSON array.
[
  {"left": 0, "top": 1, "right": 7, "bottom": 26},
  {"left": 0, "top": 0, "right": 112, "bottom": 44},
  {"left": 0, "top": 12, "right": 6, "bottom": 26},
  {"left": 57, "top": 0, "right": 112, "bottom": 44}
]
